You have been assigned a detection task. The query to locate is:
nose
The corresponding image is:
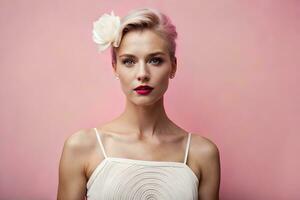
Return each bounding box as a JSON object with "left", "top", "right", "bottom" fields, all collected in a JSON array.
[{"left": 136, "top": 61, "right": 150, "bottom": 82}]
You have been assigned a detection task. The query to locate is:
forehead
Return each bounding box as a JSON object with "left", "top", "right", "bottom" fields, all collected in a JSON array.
[{"left": 117, "top": 29, "right": 168, "bottom": 56}]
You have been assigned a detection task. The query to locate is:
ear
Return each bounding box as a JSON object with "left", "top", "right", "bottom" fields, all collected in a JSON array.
[
  {"left": 171, "top": 56, "right": 177, "bottom": 77},
  {"left": 112, "top": 61, "right": 118, "bottom": 76}
]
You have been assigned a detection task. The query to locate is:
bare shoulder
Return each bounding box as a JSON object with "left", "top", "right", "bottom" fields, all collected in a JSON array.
[
  {"left": 190, "top": 134, "right": 221, "bottom": 199},
  {"left": 57, "top": 128, "right": 97, "bottom": 200},
  {"left": 63, "top": 128, "right": 96, "bottom": 153},
  {"left": 65, "top": 129, "right": 93, "bottom": 149},
  {"left": 190, "top": 133, "right": 220, "bottom": 168},
  {"left": 191, "top": 133, "right": 219, "bottom": 154}
]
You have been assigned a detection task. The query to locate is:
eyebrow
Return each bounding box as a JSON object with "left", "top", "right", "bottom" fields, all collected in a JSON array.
[{"left": 118, "top": 51, "right": 166, "bottom": 58}]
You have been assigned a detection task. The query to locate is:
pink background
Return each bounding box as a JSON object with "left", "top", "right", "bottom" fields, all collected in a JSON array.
[{"left": 1, "top": 0, "right": 299, "bottom": 199}]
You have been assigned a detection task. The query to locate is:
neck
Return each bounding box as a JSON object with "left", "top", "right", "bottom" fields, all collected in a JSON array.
[{"left": 117, "top": 96, "right": 173, "bottom": 139}]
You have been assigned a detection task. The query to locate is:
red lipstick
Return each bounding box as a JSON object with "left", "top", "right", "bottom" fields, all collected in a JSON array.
[{"left": 134, "top": 85, "right": 154, "bottom": 95}]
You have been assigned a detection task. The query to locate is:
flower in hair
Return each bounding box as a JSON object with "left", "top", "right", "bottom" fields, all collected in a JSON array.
[{"left": 92, "top": 11, "right": 121, "bottom": 52}]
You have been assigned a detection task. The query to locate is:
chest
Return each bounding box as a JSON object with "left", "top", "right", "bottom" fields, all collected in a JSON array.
[
  {"left": 86, "top": 158, "right": 199, "bottom": 200},
  {"left": 108, "top": 135, "right": 184, "bottom": 157}
]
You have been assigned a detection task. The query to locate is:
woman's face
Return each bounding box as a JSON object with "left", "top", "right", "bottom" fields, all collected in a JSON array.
[{"left": 112, "top": 29, "right": 177, "bottom": 106}]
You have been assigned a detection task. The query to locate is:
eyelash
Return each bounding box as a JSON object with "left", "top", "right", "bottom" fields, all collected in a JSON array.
[
  {"left": 122, "top": 57, "right": 164, "bottom": 66},
  {"left": 122, "top": 59, "right": 135, "bottom": 66},
  {"left": 150, "top": 57, "right": 163, "bottom": 65}
]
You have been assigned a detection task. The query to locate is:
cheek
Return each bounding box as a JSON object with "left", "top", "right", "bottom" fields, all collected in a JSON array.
[
  {"left": 119, "top": 78, "right": 131, "bottom": 93},
  {"left": 154, "top": 71, "right": 170, "bottom": 93},
  {"left": 118, "top": 73, "right": 135, "bottom": 95},
  {"left": 161, "top": 77, "right": 170, "bottom": 92}
]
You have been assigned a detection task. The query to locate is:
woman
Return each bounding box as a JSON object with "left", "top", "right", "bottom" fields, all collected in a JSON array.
[{"left": 57, "top": 8, "right": 220, "bottom": 200}]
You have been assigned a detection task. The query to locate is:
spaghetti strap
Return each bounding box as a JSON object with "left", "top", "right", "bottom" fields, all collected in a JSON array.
[
  {"left": 183, "top": 132, "right": 192, "bottom": 165},
  {"left": 94, "top": 128, "right": 108, "bottom": 158}
]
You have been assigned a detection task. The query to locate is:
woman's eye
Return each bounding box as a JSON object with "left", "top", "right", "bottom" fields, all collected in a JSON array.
[
  {"left": 122, "top": 59, "right": 135, "bottom": 66},
  {"left": 149, "top": 57, "right": 163, "bottom": 65}
]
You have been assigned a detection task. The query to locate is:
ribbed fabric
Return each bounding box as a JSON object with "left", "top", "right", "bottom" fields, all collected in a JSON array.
[{"left": 86, "top": 128, "right": 199, "bottom": 200}]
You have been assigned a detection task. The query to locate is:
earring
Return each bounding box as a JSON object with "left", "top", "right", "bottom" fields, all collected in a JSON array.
[
  {"left": 115, "top": 74, "right": 119, "bottom": 80},
  {"left": 170, "top": 74, "right": 175, "bottom": 79}
]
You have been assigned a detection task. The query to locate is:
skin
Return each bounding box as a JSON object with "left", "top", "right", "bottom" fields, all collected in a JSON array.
[{"left": 57, "top": 29, "right": 220, "bottom": 200}]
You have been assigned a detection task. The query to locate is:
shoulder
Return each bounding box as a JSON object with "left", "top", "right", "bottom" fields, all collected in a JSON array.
[
  {"left": 190, "top": 133, "right": 221, "bottom": 198},
  {"left": 191, "top": 133, "right": 219, "bottom": 156},
  {"left": 58, "top": 128, "right": 97, "bottom": 199},
  {"left": 190, "top": 133, "right": 220, "bottom": 170},
  {"left": 61, "top": 128, "right": 98, "bottom": 161}
]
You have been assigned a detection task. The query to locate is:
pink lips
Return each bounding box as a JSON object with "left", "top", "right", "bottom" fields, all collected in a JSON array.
[
  {"left": 134, "top": 85, "right": 154, "bottom": 95},
  {"left": 135, "top": 89, "right": 153, "bottom": 95}
]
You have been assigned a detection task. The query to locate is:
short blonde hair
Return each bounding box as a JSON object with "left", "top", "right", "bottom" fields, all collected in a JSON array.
[{"left": 111, "top": 8, "right": 178, "bottom": 64}]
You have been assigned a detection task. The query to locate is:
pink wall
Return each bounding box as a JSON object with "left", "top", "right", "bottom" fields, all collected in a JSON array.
[{"left": 1, "top": 0, "right": 299, "bottom": 199}]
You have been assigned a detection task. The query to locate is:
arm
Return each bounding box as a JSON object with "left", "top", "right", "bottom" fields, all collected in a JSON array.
[
  {"left": 57, "top": 130, "right": 88, "bottom": 200},
  {"left": 198, "top": 141, "right": 221, "bottom": 200}
]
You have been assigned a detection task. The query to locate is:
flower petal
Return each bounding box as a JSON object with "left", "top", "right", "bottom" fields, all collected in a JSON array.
[
  {"left": 92, "top": 30, "right": 105, "bottom": 44},
  {"left": 98, "top": 42, "right": 111, "bottom": 52},
  {"left": 92, "top": 11, "right": 121, "bottom": 53}
]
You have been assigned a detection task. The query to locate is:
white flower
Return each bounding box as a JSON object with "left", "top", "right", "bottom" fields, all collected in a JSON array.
[{"left": 92, "top": 11, "right": 121, "bottom": 52}]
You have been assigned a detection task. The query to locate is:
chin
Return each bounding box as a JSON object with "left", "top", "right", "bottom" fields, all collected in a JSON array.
[{"left": 130, "top": 95, "right": 164, "bottom": 107}]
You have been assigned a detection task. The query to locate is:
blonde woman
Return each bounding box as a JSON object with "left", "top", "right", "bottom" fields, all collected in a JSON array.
[{"left": 57, "top": 8, "right": 220, "bottom": 200}]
